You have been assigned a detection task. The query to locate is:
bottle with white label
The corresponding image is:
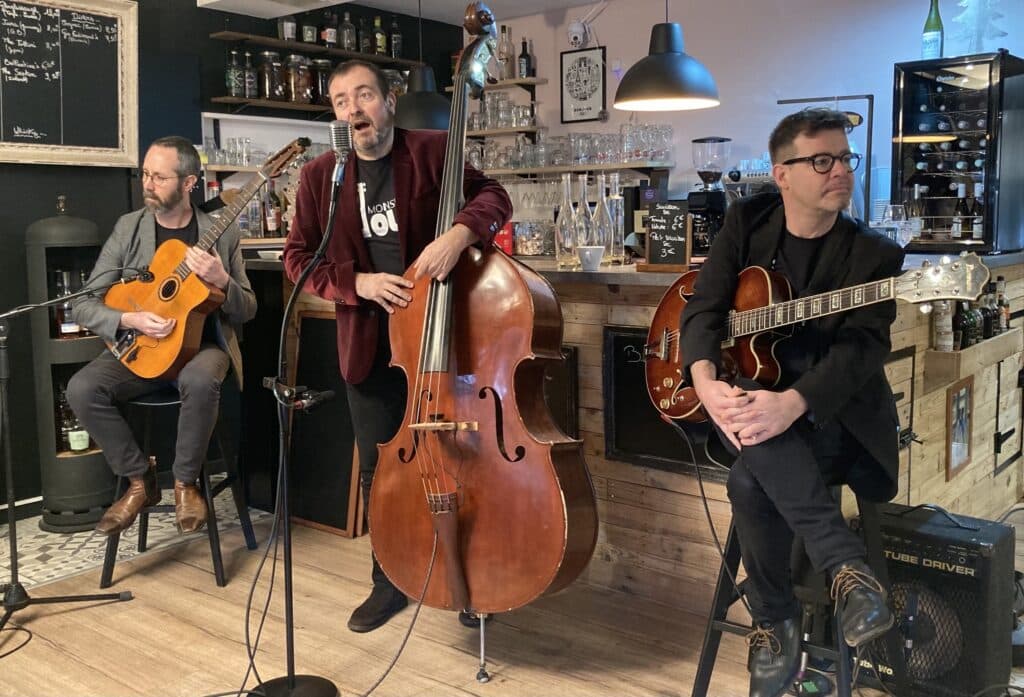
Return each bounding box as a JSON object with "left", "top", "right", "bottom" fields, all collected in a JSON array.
[
  {"left": 921, "top": 0, "right": 943, "bottom": 59},
  {"left": 951, "top": 183, "right": 968, "bottom": 239}
]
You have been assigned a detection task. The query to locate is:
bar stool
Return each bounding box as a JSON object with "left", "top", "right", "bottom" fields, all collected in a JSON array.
[
  {"left": 99, "top": 386, "right": 257, "bottom": 588},
  {"left": 691, "top": 492, "right": 910, "bottom": 697}
]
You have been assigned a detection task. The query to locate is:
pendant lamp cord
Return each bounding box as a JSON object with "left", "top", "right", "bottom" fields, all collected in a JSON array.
[
  {"left": 418, "top": 0, "right": 423, "bottom": 62},
  {"left": 665, "top": 0, "right": 668, "bottom": 22}
]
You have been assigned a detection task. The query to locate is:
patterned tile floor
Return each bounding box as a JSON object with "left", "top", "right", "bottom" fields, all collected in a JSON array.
[{"left": 0, "top": 485, "right": 271, "bottom": 588}]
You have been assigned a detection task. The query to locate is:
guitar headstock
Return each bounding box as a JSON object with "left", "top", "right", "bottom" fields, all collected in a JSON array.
[
  {"left": 259, "top": 137, "right": 311, "bottom": 179},
  {"left": 457, "top": 2, "right": 498, "bottom": 99},
  {"left": 894, "top": 253, "right": 991, "bottom": 304}
]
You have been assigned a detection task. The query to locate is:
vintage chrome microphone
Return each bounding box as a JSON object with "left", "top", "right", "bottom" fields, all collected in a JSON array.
[{"left": 330, "top": 119, "right": 352, "bottom": 185}]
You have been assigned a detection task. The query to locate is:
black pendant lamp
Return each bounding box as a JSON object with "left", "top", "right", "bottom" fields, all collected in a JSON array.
[
  {"left": 613, "top": 1, "right": 719, "bottom": 111},
  {"left": 395, "top": 0, "right": 451, "bottom": 130}
]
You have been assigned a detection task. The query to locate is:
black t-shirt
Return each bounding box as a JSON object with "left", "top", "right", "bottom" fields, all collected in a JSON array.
[
  {"left": 155, "top": 215, "right": 199, "bottom": 249},
  {"left": 772, "top": 229, "right": 827, "bottom": 387},
  {"left": 356, "top": 155, "right": 403, "bottom": 275}
]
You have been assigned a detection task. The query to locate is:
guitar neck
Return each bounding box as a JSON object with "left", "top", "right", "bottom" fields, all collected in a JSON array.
[
  {"left": 727, "top": 277, "right": 895, "bottom": 340},
  {"left": 196, "top": 172, "right": 268, "bottom": 252}
]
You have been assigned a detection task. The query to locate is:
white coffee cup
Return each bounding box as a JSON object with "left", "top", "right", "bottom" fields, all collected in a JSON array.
[{"left": 577, "top": 245, "right": 604, "bottom": 272}]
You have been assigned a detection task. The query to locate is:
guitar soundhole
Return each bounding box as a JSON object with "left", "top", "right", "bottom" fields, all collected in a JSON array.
[{"left": 158, "top": 278, "right": 178, "bottom": 301}]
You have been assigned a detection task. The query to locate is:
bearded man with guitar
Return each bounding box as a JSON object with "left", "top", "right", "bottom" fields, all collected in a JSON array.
[
  {"left": 68, "top": 136, "right": 257, "bottom": 537},
  {"left": 679, "top": 109, "right": 902, "bottom": 697}
]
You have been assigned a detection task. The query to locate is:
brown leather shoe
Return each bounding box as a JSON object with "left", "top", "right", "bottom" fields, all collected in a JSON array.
[
  {"left": 174, "top": 480, "right": 207, "bottom": 533},
  {"left": 95, "top": 459, "right": 160, "bottom": 536}
]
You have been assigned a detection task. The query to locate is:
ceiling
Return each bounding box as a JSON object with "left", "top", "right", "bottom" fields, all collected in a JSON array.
[{"left": 197, "top": 0, "right": 596, "bottom": 23}]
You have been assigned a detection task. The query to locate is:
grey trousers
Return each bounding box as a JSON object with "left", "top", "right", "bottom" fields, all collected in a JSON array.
[{"left": 67, "top": 345, "right": 229, "bottom": 483}]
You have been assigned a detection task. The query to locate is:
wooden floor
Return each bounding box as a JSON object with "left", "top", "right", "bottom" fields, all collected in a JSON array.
[{"left": 1, "top": 520, "right": 766, "bottom": 697}]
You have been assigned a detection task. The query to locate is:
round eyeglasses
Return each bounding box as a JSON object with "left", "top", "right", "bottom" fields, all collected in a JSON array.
[
  {"left": 781, "top": 152, "right": 862, "bottom": 174},
  {"left": 140, "top": 170, "right": 182, "bottom": 185}
]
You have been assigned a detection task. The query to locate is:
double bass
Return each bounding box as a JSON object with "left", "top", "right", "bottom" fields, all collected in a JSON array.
[{"left": 368, "top": 3, "right": 598, "bottom": 616}]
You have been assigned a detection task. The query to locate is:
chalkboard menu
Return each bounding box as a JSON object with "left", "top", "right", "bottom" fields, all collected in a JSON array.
[
  {"left": 640, "top": 200, "right": 689, "bottom": 272},
  {"left": 0, "top": 0, "right": 137, "bottom": 166},
  {"left": 601, "top": 325, "right": 725, "bottom": 480}
]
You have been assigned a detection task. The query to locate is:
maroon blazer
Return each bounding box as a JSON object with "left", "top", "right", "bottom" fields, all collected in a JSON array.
[{"left": 283, "top": 128, "right": 512, "bottom": 384}]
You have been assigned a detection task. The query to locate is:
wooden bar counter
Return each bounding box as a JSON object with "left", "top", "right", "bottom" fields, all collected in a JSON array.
[{"left": 243, "top": 252, "right": 1024, "bottom": 614}]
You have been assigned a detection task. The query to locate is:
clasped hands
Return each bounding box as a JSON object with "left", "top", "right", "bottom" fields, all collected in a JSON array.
[
  {"left": 354, "top": 224, "right": 476, "bottom": 314},
  {"left": 691, "top": 361, "right": 807, "bottom": 451}
]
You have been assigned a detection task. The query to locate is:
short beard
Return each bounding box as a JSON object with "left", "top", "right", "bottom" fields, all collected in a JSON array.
[{"left": 144, "top": 187, "right": 184, "bottom": 215}]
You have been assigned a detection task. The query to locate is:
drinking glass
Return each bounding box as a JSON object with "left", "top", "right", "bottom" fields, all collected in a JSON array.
[{"left": 882, "top": 205, "right": 912, "bottom": 246}]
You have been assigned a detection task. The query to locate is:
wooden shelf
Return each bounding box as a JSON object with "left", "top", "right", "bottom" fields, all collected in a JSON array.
[
  {"left": 923, "top": 327, "right": 1023, "bottom": 394},
  {"left": 468, "top": 127, "right": 540, "bottom": 138},
  {"left": 210, "top": 96, "right": 332, "bottom": 113},
  {"left": 56, "top": 447, "right": 102, "bottom": 459},
  {"left": 205, "top": 164, "right": 261, "bottom": 173},
  {"left": 484, "top": 161, "right": 674, "bottom": 177},
  {"left": 445, "top": 77, "right": 547, "bottom": 93},
  {"left": 210, "top": 31, "right": 423, "bottom": 70},
  {"left": 241, "top": 237, "right": 286, "bottom": 247}
]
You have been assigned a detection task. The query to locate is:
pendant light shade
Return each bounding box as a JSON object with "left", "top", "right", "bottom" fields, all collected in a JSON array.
[
  {"left": 613, "top": 23, "right": 719, "bottom": 111},
  {"left": 395, "top": 65, "right": 451, "bottom": 130}
]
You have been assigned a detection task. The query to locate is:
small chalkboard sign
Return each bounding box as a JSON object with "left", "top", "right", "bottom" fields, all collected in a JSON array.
[
  {"left": 0, "top": 0, "right": 138, "bottom": 167},
  {"left": 637, "top": 200, "right": 690, "bottom": 272}
]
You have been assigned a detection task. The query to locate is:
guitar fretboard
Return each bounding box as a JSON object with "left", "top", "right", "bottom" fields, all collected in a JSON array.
[
  {"left": 171, "top": 172, "right": 268, "bottom": 280},
  {"left": 727, "top": 278, "right": 895, "bottom": 339}
]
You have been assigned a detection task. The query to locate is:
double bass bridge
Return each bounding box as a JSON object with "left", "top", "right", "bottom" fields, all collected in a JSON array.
[{"left": 426, "top": 491, "right": 459, "bottom": 515}]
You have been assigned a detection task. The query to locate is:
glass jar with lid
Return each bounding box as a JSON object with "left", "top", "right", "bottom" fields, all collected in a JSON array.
[
  {"left": 311, "top": 59, "right": 334, "bottom": 106},
  {"left": 258, "top": 51, "right": 286, "bottom": 101},
  {"left": 285, "top": 54, "right": 313, "bottom": 104}
]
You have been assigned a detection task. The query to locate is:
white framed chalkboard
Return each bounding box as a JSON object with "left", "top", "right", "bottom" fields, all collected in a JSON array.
[{"left": 0, "top": 0, "right": 138, "bottom": 167}]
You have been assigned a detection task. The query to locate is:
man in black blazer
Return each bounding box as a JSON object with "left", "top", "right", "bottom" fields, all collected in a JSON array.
[{"left": 679, "top": 109, "right": 904, "bottom": 697}]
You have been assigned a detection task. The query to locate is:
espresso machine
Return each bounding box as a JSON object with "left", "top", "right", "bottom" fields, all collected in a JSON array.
[{"left": 688, "top": 137, "right": 731, "bottom": 258}]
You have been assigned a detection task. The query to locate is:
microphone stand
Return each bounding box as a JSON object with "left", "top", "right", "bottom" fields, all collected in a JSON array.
[
  {"left": 251, "top": 158, "right": 346, "bottom": 697},
  {"left": 0, "top": 273, "right": 150, "bottom": 632}
]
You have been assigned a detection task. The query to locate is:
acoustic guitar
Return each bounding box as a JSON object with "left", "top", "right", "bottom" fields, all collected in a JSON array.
[
  {"left": 645, "top": 254, "right": 990, "bottom": 422},
  {"left": 104, "top": 137, "right": 309, "bottom": 380}
]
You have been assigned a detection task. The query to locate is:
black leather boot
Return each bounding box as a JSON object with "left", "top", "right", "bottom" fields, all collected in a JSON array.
[
  {"left": 747, "top": 616, "right": 801, "bottom": 697},
  {"left": 347, "top": 556, "right": 408, "bottom": 633},
  {"left": 831, "top": 559, "right": 894, "bottom": 647}
]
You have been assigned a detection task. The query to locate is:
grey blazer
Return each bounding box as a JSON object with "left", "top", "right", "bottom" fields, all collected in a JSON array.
[{"left": 73, "top": 206, "right": 257, "bottom": 387}]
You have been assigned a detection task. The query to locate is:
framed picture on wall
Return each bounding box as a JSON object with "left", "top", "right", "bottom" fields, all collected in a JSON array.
[
  {"left": 560, "top": 46, "right": 606, "bottom": 123},
  {"left": 946, "top": 375, "right": 973, "bottom": 481}
]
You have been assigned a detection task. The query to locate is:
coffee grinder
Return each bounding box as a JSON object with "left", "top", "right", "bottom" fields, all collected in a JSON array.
[{"left": 688, "top": 136, "right": 731, "bottom": 258}]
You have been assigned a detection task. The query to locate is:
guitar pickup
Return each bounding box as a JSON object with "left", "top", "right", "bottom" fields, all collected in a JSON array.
[{"left": 109, "top": 330, "right": 137, "bottom": 360}]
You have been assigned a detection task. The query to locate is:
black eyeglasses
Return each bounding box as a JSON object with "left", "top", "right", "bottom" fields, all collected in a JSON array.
[{"left": 781, "top": 152, "right": 862, "bottom": 174}]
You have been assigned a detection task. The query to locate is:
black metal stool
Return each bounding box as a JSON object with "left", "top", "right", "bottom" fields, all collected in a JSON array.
[
  {"left": 99, "top": 386, "right": 257, "bottom": 588},
  {"left": 691, "top": 493, "right": 910, "bottom": 697}
]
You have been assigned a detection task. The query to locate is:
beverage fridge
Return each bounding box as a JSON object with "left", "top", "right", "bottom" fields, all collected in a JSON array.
[{"left": 892, "top": 50, "right": 1024, "bottom": 253}]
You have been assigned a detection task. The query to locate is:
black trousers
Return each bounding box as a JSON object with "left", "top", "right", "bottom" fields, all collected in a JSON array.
[
  {"left": 715, "top": 378, "right": 869, "bottom": 622},
  {"left": 345, "top": 320, "right": 406, "bottom": 588}
]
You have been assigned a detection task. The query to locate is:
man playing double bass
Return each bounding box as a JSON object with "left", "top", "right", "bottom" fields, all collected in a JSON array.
[
  {"left": 283, "top": 60, "right": 511, "bottom": 633},
  {"left": 679, "top": 108, "right": 903, "bottom": 697}
]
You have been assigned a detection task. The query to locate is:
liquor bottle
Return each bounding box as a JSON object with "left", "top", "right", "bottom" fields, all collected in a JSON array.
[
  {"left": 987, "top": 282, "right": 1001, "bottom": 336},
  {"left": 592, "top": 173, "right": 613, "bottom": 265},
  {"left": 498, "top": 25, "right": 515, "bottom": 80},
  {"left": 573, "top": 173, "right": 595, "bottom": 247},
  {"left": 340, "top": 12, "right": 357, "bottom": 51},
  {"left": 932, "top": 301, "right": 954, "bottom": 352},
  {"left": 956, "top": 119, "right": 971, "bottom": 131},
  {"left": 921, "top": 0, "right": 943, "bottom": 59},
  {"left": 78, "top": 269, "right": 92, "bottom": 336},
  {"left": 358, "top": 18, "right": 372, "bottom": 54},
  {"left": 225, "top": 49, "right": 243, "bottom": 98},
  {"left": 607, "top": 172, "right": 625, "bottom": 265},
  {"left": 908, "top": 183, "right": 925, "bottom": 236},
  {"left": 997, "top": 275, "right": 1011, "bottom": 332},
  {"left": 957, "top": 138, "right": 974, "bottom": 151},
  {"left": 970, "top": 182, "right": 985, "bottom": 240},
  {"left": 918, "top": 142, "right": 933, "bottom": 153},
  {"left": 938, "top": 141, "right": 953, "bottom": 152},
  {"left": 936, "top": 119, "right": 951, "bottom": 132},
  {"left": 320, "top": 10, "right": 338, "bottom": 48},
  {"left": 389, "top": 17, "right": 403, "bottom": 59},
  {"left": 518, "top": 37, "right": 530, "bottom": 79},
  {"left": 277, "top": 15, "right": 297, "bottom": 42},
  {"left": 953, "top": 301, "right": 970, "bottom": 349},
  {"left": 951, "top": 183, "right": 969, "bottom": 239},
  {"left": 977, "top": 285, "right": 995, "bottom": 339},
  {"left": 372, "top": 16, "right": 387, "bottom": 56},
  {"left": 55, "top": 270, "right": 80, "bottom": 337},
  {"left": 555, "top": 173, "right": 579, "bottom": 269},
  {"left": 301, "top": 15, "right": 319, "bottom": 44},
  {"left": 242, "top": 51, "right": 258, "bottom": 99},
  {"left": 969, "top": 298, "right": 985, "bottom": 344},
  {"left": 264, "top": 179, "right": 282, "bottom": 237},
  {"left": 248, "top": 196, "right": 263, "bottom": 238}
]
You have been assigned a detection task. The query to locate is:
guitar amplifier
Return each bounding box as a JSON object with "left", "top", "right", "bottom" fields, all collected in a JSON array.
[{"left": 858, "top": 503, "right": 1013, "bottom": 697}]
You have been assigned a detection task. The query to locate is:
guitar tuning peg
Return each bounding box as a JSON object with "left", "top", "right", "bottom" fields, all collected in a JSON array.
[{"left": 919, "top": 302, "right": 934, "bottom": 314}]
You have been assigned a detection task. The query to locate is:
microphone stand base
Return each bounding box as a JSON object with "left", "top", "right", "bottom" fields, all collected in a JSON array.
[{"left": 248, "top": 675, "right": 338, "bottom": 697}]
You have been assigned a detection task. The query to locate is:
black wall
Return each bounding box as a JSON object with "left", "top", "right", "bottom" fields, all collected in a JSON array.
[{"left": 0, "top": 0, "right": 462, "bottom": 503}]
